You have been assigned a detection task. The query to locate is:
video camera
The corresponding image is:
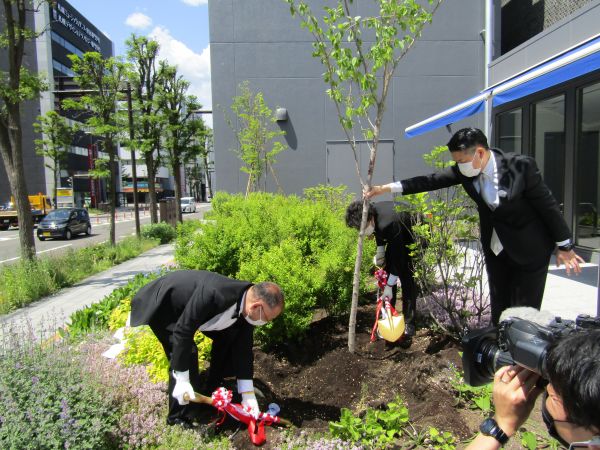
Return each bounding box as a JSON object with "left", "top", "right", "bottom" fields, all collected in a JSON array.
[{"left": 461, "top": 312, "right": 600, "bottom": 386}]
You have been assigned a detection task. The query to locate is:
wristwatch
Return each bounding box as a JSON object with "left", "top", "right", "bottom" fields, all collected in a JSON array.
[
  {"left": 479, "top": 418, "right": 509, "bottom": 445},
  {"left": 557, "top": 242, "right": 575, "bottom": 252}
]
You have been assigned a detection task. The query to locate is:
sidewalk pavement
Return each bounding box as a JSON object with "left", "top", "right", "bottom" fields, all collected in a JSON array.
[
  {"left": 0, "top": 243, "right": 175, "bottom": 341},
  {"left": 542, "top": 262, "right": 599, "bottom": 320},
  {"left": 0, "top": 243, "right": 597, "bottom": 342}
]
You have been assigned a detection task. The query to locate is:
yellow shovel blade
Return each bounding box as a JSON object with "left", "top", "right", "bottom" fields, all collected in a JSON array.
[{"left": 377, "top": 314, "right": 405, "bottom": 342}]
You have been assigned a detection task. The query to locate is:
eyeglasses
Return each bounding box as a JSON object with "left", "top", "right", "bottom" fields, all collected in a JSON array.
[{"left": 568, "top": 436, "right": 600, "bottom": 449}]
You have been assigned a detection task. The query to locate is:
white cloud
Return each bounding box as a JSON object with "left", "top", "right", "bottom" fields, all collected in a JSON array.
[
  {"left": 125, "top": 12, "right": 153, "bottom": 30},
  {"left": 181, "top": 0, "right": 208, "bottom": 6},
  {"left": 149, "top": 26, "right": 212, "bottom": 127}
]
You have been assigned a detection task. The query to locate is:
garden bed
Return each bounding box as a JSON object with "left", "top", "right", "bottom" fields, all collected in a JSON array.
[
  {"left": 201, "top": 304, "right": 549, "bottom": 450},
  {"left": 219, "top": 305, "right": 468, "bottom": 449}
]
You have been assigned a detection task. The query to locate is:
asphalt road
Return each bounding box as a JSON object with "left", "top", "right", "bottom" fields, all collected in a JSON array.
[{"left": 0, "top": 204, "right": 211, "bottom": 265}]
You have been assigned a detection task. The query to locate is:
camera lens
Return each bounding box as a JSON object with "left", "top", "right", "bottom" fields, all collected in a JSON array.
[{"left": 476, "top": 341, "right": 514, "bottom": 381}]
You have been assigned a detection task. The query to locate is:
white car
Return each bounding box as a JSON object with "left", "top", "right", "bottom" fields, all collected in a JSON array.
[{"left": 180, "top": 197, "right": 197, "bottom": 213}]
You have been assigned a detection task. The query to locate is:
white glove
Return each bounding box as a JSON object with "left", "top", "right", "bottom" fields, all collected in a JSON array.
[
  {"left": 373, "top": 246, "right": 386, "bottom": 266},
  {"left": 172, "top": 370, "right": 195, "bottom": 405},
  {"left": 241, "top": 391, "right": 260, "bottom": 419},
  {"left": 382, "top": 285, "right": 394, "bottom": 301}
]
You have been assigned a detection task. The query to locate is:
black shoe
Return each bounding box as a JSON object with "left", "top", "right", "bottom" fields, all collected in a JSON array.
[
  {"left": 398, "top": 335, "right": 413, "bottom": 349},
  {"left": 186, "top": 403, "right": 216, "bottom": 422},
  {"left": 404, "top": 324, "right": 415, "bottom": 337}
]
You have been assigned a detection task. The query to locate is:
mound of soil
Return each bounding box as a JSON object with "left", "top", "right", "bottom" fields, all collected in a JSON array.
[{"left": 222, "top": 305, "right": 482, "bottom": 449}]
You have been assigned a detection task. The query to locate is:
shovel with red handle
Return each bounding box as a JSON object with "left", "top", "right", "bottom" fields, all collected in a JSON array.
[{"left": 183, "top": 387, "right": 292, "bottom": 445}]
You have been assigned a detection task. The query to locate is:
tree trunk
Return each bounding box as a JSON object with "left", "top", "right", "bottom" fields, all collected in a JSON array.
[
  {"left": 173, "top": 158, "right": 183, "bottom": 223},
  {"left": 202, "top": 153, "right": 213, "bottom": 200},
  {"left": 108, "top": 140, "right": 116, "bottom": 246},
  {"left": 53, "top": 164, "right": 58, "bottom": 210},
  {"left": 348, "top": 204, "right": 369, "bottom": 353},
  {"left": 146, "top": 151, "right": 158, "bottom": 223},
  {"left": 348, "top": 124, "right": 381, "bottom": 353},
  {"left": 0, "top": 104, "right": 36, "bottom": 260}
]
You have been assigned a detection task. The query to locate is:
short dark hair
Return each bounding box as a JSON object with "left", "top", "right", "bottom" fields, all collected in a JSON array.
[
  {"left": 345, "top": 200, "right": 376, "bottom": 229},
  {"left": 446, "top": 127, "right": 489, "bottom": 153},
  {"left": 546, "top": 329, "right": 600, "bottom": 431},
  {"left": 253, "top": 282, "right": 284, "bottom": 309}
]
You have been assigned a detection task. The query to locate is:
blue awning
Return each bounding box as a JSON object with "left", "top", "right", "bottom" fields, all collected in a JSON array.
[
  {"left": 405, "top": 91, "right": 489, "bottom": 138},
  {"left": 405, "top": 34, "right": 600, "bottom": 138}
]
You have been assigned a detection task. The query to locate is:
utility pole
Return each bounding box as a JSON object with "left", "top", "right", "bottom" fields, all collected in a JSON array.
[{"left": 127, "top": 82, "right": 141, "bottom": 237}]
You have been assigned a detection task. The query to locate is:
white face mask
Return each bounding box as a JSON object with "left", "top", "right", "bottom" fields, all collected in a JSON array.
[
  {"left": 364, "top": 223, "right": 375, "bottom": 236},
  {"left": 245, "top": 305, "right": 267, "bottom": 327},
  {"left": 457, "top": 152, "right": 481, "bottom": 178}
]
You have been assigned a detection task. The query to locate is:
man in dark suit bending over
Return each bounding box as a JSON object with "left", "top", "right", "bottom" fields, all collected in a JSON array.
[
  {"left": 130, "top": 270, "right": 284, "bottom": 427},
  {"left": 366, "top": 127, "right": 583, "bottom": 325}
]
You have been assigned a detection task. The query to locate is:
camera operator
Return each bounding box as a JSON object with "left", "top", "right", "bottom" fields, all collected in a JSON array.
[{"left": 466, "top": 329, "right": 600, "bottom": 449}]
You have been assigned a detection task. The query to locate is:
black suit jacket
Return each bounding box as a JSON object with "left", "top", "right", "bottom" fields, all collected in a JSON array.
[
  {"left": 130, "top": 270, "right": 253, "bottom": 372},
  {"left": 373, "top": 201, "right": 415, "bottom": 276},
  {"left": 400, "top": 148, "right": 571, "bottom": 266}
]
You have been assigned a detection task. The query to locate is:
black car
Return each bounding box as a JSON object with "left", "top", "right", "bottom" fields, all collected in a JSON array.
[{"left": 37, "top": 208, "right": 91, "bottom": 241}]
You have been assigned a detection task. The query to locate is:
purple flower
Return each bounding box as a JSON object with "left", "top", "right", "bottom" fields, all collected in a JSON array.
[
  {"left": 31, "top": 376, "right": 39, "bottom": 385},
  {"left": 59, "top": 399, "right": 69, "bottom": 420}
]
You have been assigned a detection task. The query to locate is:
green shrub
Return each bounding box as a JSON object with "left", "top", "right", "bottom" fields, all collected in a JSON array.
[
  {"left": 0, "top": 336, "right": 118, "bottom": 449},
  {"left": 141, "top": 222, "right": 177, "bottom": 244},
  {"left": 175, "top": 190, "right": 373, "bottom": 345},
  {"left": 0, "top": 237, "right": 159, "bottom": 315}
]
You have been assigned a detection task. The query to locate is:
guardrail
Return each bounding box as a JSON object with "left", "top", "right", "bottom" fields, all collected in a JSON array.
[{"left": 89, "top": 209, "right": 150, "bottom": 224}]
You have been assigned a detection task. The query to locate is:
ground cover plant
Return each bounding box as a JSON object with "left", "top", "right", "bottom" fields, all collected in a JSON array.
[{"left": 0, "top": 236, "right": 159, "bottom": 315}]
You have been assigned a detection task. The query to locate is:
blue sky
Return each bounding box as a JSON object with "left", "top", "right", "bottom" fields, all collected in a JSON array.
[{"left": 68, "top": 0, "right": 212, "bottom": 114}]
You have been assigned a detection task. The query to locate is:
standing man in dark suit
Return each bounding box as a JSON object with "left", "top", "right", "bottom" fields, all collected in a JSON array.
[
  {"left": 130, "top": 270, "right": 284, "bottom": 427},
  {"left": 366, "top": 127, "right": 583, "bottom": 325},
  {"left": 346, "top": 200, "right": 419, "bottom": 344}
]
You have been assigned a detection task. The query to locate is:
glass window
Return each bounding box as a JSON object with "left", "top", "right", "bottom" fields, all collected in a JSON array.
[
  {"left": 575, "top": 82, "right": 600, "bottom": 249},
  {"left": 532, "top": 94, "right": 566, "bottom": 207},
  {"left": 497, "top": 107, "right": 522, "bottom": 153}
]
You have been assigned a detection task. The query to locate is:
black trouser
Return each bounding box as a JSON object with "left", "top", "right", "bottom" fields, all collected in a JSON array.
[
  {"left": 149, "top": 321, "right": 204, "bottom": 423},
  {"left": 485, "top": 249, "right": 550, "bottom": 325},
  {"left": 386, "top": 247, "right": 418, "bottom": 327},
  {"left": 148, "top": 320, "right": 247, "bottom": 422}
]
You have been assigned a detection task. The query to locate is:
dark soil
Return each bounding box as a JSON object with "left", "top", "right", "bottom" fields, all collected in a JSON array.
[{"left": 217, "top": 305, "right": 484, "bottom": 449}]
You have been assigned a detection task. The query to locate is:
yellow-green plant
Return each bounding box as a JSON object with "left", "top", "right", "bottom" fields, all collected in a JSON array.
[
  {"left": 121, "top": 326, "right": 212, "bottom": 383},
  {"left": 108, "top": 298, "right": 131, "bottom": 331}
]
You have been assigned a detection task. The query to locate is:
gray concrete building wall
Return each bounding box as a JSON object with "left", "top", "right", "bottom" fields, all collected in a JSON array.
[{"left": 209, "top": 0, "right": 486, "bottom": 197}]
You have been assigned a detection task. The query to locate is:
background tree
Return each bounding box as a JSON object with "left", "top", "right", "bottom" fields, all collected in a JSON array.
[
  {"left": 226, "top": 81, "right": 287, "bottom": 196},
  {"left": 287, "top": 0, "right": 442, "bottom": 352},
  {"left": 0, "top": 0, "right": 48, "bottom": 260},
  {"left": 202, "top": 128, "right": 214, "bottom": 200},
  {"left": 33, "top": 111, "right": 73, "bottom": 209},
  {"left": 157, "top": 63, "right": 206, "bottom": 223},
  {"left": 126, "top": 35, "right": 164, "bottom": 224},
  {"left": 63, "top": 52, "right": 128, "bottom": 246}
]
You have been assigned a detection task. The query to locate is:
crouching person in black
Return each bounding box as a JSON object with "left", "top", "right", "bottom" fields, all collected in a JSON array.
[
  {"left": 345, "top": 200, "right": 419, "bottom": 346},
  {"left": 130, "top": 270, "right": 284, "bottom": 428}
]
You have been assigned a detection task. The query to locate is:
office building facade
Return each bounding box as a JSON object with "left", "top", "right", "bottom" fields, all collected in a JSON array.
[{"left": 0, "top": 0, "right": 113, "bottom": 207}]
